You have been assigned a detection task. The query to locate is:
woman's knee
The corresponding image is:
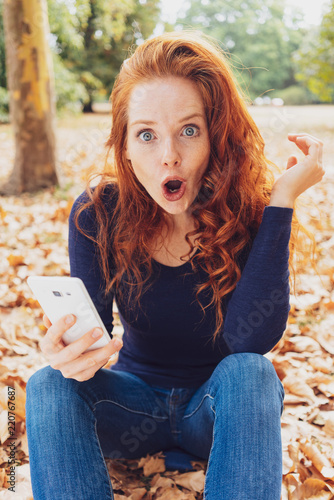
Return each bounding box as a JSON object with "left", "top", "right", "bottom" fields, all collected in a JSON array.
[
  {"left": 26, "top": 364, "right": 79, "bottom": 400},
  {"left": 209, "top": 353, "right": 284, "bottom": 406}
]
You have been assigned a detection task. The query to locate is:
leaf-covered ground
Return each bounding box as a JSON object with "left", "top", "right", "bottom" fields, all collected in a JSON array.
[{"left": 0, "top": 105, "right": 333, "bottom": 499}]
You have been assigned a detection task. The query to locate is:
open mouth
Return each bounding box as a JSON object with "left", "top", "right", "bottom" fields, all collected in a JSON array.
[
  {"left": 162, "top": 178, "right": 186, "bottom": 201},
  {"left": 165, "top": 179, "right": 182, "bottom": 193}
]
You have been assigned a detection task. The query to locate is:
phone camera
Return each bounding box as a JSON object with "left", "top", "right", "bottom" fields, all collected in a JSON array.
[{"left": 53, "top": 291, "right": 62, "bottom": 297}]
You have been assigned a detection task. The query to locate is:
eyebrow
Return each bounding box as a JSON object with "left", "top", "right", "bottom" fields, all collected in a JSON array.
[{"left": 129, "top": 113, "right": 204, "bottom": 128}]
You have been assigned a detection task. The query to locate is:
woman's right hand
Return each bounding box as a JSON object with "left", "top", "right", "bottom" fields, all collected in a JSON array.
[{"left": 39, "top": 314, "right": 123, "bottom": 382}]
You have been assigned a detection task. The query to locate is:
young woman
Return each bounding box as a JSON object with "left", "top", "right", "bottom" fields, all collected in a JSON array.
[{"left": 26, "top": 31, "right": 324, "bottom": 499}]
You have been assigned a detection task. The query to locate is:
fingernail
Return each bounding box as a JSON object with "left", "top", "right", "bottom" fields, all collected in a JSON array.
[
  {"left": 92, "top": 328, "right": 102, "bottom": 338},
  {"left": 114, "top": 338, "right": 123, "bottom": 349},
  {"left": 65, "top": 315, "right": 74, "bottom": 324}
]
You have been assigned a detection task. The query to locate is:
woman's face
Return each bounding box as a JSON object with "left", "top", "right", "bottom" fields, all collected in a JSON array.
[{"left": 125, "top": 76, "right": 211, "bottom": 225}]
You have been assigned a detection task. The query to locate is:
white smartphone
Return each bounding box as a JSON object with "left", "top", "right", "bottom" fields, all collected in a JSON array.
[{"left": 27, "top": 276, "right": 112, "bottom": 352}]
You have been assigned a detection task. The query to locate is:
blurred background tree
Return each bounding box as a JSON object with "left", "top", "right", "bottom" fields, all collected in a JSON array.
[
  {"left": 0, "top": 0, "right": 161, "bottom": 120},
  {"left": 294, "top": 0, "right": 334, "bottom": 103},
  {"left": 176, "top": 0, "right": 308, "bottom": 101},
  {"left": 1, "top": 0, "right": 59, "bottom": 195},
  {"left": 47, "top": 0, "right": 160, "bottom": 112}
]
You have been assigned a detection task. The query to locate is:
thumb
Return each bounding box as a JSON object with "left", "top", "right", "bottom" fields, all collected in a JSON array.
[
  {"left": 287, "top": 156, "right": 298, "bottom": 170},
  {"left": 43, "top": 313, "right": 52, "bottom": 328}
]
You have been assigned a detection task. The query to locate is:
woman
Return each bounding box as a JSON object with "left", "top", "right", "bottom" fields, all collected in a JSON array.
[{"left": 25, "top": 30, "right": 324, "bottom": 499}]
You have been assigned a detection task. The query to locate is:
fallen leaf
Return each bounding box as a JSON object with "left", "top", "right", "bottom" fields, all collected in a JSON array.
[
  {"left": 174, "top": 470, "right": 205, "bottom": 493},
  {"left": 137, "top": 453, "right": 166, "bottom": 477},
  {"left": 299, "top": 438, "right": 334, "bottom": 480}
]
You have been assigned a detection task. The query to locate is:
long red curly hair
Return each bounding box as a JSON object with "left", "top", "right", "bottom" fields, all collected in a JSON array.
[{"left": 73, "top": 30, "right": 304, "bottom": 344}]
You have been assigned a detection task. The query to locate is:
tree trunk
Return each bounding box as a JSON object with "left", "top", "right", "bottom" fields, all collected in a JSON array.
[
  {"left": 1, "top": 0, "right": 59, "bottom": 195},
  {"left": 83, "top": 98, "right": 94, "bottom": 113}
]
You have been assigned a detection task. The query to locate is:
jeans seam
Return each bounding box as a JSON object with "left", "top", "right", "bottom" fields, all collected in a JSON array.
[
  {"left": 95, "top": 399, "right": 169, "bottom": 420},
  {"left": 203, "top": 403, "right": 215, "bottom": 500},
  {"left": 182, "top": 393, "right": 214, "bottom": 420},
  {"left": 93, "top": 414, "right": 114, "bottom": 500}
]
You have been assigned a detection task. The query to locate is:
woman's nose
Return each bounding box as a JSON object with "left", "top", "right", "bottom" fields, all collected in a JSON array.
[{"left": 161, "top": 138, "right": 181, "bottom": 167}]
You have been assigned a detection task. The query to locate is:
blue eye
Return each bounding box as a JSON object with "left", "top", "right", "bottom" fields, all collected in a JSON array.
[
  {"left": 183, "top": 126, "right": 198, "bottom": 137},
  {"left": 138, "top": 131, "right": 153, "bottom": 142}
]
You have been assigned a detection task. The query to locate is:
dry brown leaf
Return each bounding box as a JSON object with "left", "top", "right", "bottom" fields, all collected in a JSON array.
[
  {"left": 283, "top": 447, "right": 295, "bottom": 475},
  {"left": 283, "top": 443, "right": 299, "bottom": 475},
  {"left": 299, "top": 439, "right": 334, "bottom": 480},
  {"left": 287, "top": 336, "right": 322, "bottom": 353},
  {"left": 150, "top": 475, "right": 175, "bottom": 493},
  {"left": 315, "top": 333, "right": 334, "bottom": 355},
  {"left": 173, "top": 470, "right": 205, "bottom": 493},
  {"left": 324, "top": 301, "right": 334, "bottom": 310},
  {"left": 317, "top": 382, "right": 334, "bottom": 398},
  {"left": 0, "top": 411, "right": 10, "bottom": 444},
  {"left": 285, "top": 473, "right": 302, "bottom": 500},
  {"left": 153, "top": 486, "right": 195, "bottom": 500},
  {"left": 137, "top": 454, "right": 166, "bottom": 477},
  {"left": 283, "top": 394, "right": 319, "bottom": 405},
  {"left": 301, "top": 478, "right": 334, "bottom": 499},
  {"left": 281, "top": 481, "right": 289, "bottom": 500},
  {"left": 283, "top": 376, "right": 318, "bottom": 405},
  {"left": 323, "top": 413, "right": 334, "bottom": 437},
  {"left": 0, "top": 463, "right": 6, "bottom": 489},
  {"left": 308, "top": 357, "right": 333, "bottom": 374},
  {"left": 290, "top": 294, "right": 323, "bottom": 312},
  {"left": 7, "top": 255, "right": 25, "bottom": 267},
  {"left": 127, "top": 487, "right": 148, "bottom": 500}
]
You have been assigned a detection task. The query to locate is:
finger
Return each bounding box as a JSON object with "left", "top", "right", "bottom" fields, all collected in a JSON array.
[
  {"left": 300, "top": 136, "right": 323, "bottom": 165},
  {"left": 291, "top": 135, "right": 321, "bottom": 158},
  {"left": 286, "top": 156, "right": 297, "bottom": 170},
  {"left": 287, "top": 133, "right": 323, "bottom": 147},
  {"left": 43, "top": 314, "right": 52, "bottom": 328},
  {"left": 288, "top": 133, "right": 323, "bottom": 145},
  {"left": 47, "top": 314, "right": 76, "bottom": 346},
  {"left": 50, "top": 327, "right": 118, "bottom": 370},
  {"left": 58, "top": 337, "right": 123, "bottom": 378},
  {"left": 65, "top": 357, "right": 112, "bottom": 382},
  {"left": 288, "top": 132, "right": 323, "bottom": 144},
  {"left": 41, "top": 340, "right": 65, "bottom": 357},
  {"left": 40, "top": 314, "right": 76, "bottom": 355}
]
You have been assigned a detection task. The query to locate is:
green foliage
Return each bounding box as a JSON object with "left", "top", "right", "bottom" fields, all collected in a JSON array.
[
  {"left": 0, "top": 86, "right": 9, "bottom": 111},
  {"left": 48, "top": 0, "right": 161, "bottom": 108},
  {"left": 270, "top": 85, "right": 317, "bottom": 105},
  {"left": 52, "top": 52, "right": 89, "bottom": 113},
  {"left": 176, "top": 0, "right": 305, "bottom": 100},
  {"left": 0, "top": 0, "right": 161, "bottom": 114},
  {"left": 294, "top": 1, "right": 334, "bottom": 103},
  {"left": 0, "top": 86, "right": 10, "bottom": 123}
]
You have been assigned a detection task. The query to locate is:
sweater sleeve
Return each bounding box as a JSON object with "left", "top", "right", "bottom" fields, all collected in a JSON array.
[
  {"left": 222, "top": 205, "right": 293, "bottom": 354},
  {"left": 68, "top": 191, "right": 115, "bottom": 336}
]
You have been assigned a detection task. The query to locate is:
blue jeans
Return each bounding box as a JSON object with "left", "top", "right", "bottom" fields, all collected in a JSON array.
[{"left": 25, "top": 352, "right": 284, "bottom": 500}]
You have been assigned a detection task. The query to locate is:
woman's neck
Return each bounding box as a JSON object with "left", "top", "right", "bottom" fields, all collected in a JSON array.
[{"left": 165, "top": 212, "right": 197, "bottom": 237}]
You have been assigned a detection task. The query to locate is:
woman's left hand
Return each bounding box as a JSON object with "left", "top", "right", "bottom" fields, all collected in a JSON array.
[{"left": 269, "top": 133, "right": 325, "bottom": 208}]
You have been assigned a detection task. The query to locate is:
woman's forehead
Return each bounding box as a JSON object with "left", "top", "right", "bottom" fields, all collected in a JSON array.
[{"left": 127, "top": 76, "right": 205, "bottom": 121}]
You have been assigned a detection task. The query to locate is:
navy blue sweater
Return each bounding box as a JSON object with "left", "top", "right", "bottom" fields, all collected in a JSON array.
[{"left": 68, "top": 184, "right": 293, "bottom": 388}]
